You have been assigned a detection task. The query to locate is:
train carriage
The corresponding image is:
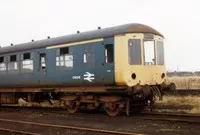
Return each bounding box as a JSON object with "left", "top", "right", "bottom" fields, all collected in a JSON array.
[{"left": 0, "top": 23, "right": 167, "bottom": 116}]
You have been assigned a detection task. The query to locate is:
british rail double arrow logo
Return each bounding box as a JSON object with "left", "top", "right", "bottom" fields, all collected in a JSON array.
[{"left": 83, "top": 72, "right": 95, "bottom": 82}]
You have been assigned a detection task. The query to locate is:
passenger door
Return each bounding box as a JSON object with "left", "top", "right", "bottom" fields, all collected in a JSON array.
[
  {"left": 37, "top": 51, "right": 47, "bottom": 84},
  {"left": 103, "top": 38, "right": 115, "bottom": 85}
]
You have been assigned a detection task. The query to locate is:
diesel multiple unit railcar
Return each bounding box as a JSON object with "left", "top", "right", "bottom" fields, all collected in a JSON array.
[{"left": 0, "top": 23, "right": 166, "bottom": 116}]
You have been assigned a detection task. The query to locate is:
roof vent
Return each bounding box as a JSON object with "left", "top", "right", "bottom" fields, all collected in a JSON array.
[
  {"left": 77, "top": 31, "right": 80, "bottom": 33},
  {"left": 98, "top": 26, "right": 101, "bottom": 29},
  {"left": 32, "top": 39, "right": 34, "bottom": 42},
  {"left": 11, "top": 43, "right": 13, "bottom": 46},
  {"left": 47, "top": 36, "right": 50, "bottom": 39}
]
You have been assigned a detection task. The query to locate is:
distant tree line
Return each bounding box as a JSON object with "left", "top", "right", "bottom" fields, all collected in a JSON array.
[{"left": 167, "top": 71, "right": 200, "bottom": 77}]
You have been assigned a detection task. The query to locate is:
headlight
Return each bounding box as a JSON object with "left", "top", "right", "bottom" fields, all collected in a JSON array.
[
  {"left": 131, "top": 73, "right": 136, "bottom": 80},
  {"left": 161, "top": 73, "right": 165, "bottom": 79}
]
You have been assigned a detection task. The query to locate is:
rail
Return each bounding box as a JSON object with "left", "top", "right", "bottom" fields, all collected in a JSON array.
[
  {"left": 139, "top": 111, "right": 200, "bottom": 124},
  {"left": 0, "top": 118, "right": 144, "bottom": 135},
  {"left": 0, "top": 127, "right": 40, "bottom": 135}
]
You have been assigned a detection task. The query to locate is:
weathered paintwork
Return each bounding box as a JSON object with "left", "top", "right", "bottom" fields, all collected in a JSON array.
[
  {"left": 0, "top": 24, "right": 168, "bottom": 117},
  {"left": 0, "top": 23, "right": 165, "bottom": 91},
  {"left": 0, "top": 38, "right": 115, "bottom": 88},
  {"left": 114, "top": 33, "right": 166, "bottom": 86}
]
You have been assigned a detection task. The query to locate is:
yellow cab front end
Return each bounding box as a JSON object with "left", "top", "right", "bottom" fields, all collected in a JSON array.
[{"left": 114, "top": 33, "right": 166, "bottom": 87}]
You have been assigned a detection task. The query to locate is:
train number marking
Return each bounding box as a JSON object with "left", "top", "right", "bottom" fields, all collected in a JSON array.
[
  {"left": 72, "top": 76, "right": 81, "bottom": 79},
  {"left": 83, "top": 72, "right": 95, "bottom": 82}
]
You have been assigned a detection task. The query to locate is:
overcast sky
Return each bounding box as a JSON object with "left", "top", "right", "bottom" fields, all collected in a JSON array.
[{"left": 0, "top": 0, "right": 199, "bottom": 71}]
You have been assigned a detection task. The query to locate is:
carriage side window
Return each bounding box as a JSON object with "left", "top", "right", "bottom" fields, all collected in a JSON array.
[
  {"left": 8, "top": 55, "right": 18, "bottom": 71},
  {"left": 105, "top": 44, "right": 113, "bottom": 63},
  {"left": 128, "top": 39, "right": 141, "bottom": 65},
  {"left": 0, "top": 56, "right": 6, "bottom": 71},
  {"left": 83, "top": 44, "right": 94, "bottom": 67},
  {"left": 22, "top": 53, "right": 33, "bottom": 72},
  {"left": 56, "top": 47, "right": 73, "bottom": 70}
]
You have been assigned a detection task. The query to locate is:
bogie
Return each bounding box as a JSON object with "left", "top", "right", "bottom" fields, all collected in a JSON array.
[{"left": 0, "top": 85, "right": 161, "bottom": 116}]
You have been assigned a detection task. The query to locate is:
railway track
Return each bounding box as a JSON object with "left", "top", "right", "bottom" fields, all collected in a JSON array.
[
  {"left": 0, "top": 118, "right": 143, "bottom": 135},
  {"left": 0, "top": 127, "right": 40, "bottom": 135},
  {"left": 138, "top": 112, "right": 200, "bottom": 124},
  {"left": 0, "top": 106, "right": 200, "bottom": 135},
  {"left": 1, "top": 105, "right": 200, "bottom": 124}
]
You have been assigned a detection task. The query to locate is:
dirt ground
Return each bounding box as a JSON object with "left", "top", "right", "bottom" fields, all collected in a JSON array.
[{"left": 0, "top": 108, "right": 199, "bottom": 135}]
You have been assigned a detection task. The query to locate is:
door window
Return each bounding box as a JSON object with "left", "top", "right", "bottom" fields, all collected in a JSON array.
[
  {"left": 83, "top": 44, "right": 94, "bottom": 68},
  {"left": 39, "top": 54, "right": 46, "bottom": 70},
  {"left": 104, "top": 44, "right": 114, "bottom": 63}
]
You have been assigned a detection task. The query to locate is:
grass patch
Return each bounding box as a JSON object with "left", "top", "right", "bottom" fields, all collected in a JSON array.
[
  {"left": 154, "top": 95, "right": 200, "bottom": 114},
  {"left": 167, "top": 76, "right": 200, "bottom": 89}
]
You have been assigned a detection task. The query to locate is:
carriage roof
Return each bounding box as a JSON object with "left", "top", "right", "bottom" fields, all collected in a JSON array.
[{"left": 0, "top": 23, "right": 163, "bottom": 55}]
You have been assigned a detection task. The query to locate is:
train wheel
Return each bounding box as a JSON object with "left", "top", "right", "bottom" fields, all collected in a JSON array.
[
  {"left": 104, "top": 102, "right": 122, "bottom": 116},
  {"left": 66, "top": 101, "right": 79, "bottom": 114}
]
